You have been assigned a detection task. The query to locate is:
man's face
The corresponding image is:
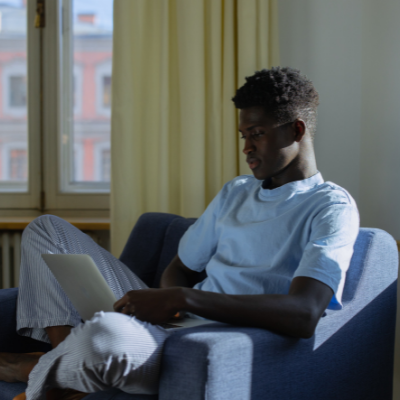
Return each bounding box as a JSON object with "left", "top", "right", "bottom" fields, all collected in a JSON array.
[{"left": 239, "top": 106, "right": 299, "bottom": 181}]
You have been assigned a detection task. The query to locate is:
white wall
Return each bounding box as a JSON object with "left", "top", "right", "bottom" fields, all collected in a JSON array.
[
  {"left": 359, "top": 0, "right": 400, "bottom": 238},
  {"left": 278, "top": 0, "right": 363, "bottom": 204},
  {"left": 278, "top": 1, "right": 400, "bottom": 398}
]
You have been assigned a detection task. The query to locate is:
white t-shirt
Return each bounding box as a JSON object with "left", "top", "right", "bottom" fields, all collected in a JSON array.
[{"left": 178, "top": 172, "right": 359, "bottom": 310}]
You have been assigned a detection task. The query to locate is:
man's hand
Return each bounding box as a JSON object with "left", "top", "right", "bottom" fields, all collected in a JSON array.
[{"left": 113, "top": 287, "right": 183, "bottom": 325}]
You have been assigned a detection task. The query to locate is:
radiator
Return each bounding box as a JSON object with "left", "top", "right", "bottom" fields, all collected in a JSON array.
[
  {"left": 0, "top": 231, "right": 21, "bottom": 289},
  {"left": 0, "top": 230, "right": 110, "bottom": 290}
]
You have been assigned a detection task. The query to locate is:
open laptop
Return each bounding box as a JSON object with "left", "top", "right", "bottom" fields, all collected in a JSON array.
[{"left": 42, "top": 254, "right": 214, "bottom": 330}]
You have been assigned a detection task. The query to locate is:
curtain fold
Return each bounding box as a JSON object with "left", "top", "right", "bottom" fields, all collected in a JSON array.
[{"left": 111, "top": 0, "right": 279, "bottom": 256}]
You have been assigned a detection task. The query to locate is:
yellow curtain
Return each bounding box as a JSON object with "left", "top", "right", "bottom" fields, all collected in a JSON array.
[{"left": 111, "top": 0, "right": 279, "bottom": 256}]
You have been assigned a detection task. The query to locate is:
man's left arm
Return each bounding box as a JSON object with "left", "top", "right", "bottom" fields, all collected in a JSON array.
[{"left": 114, "top": 276, "right": 333, "bottom": 338}]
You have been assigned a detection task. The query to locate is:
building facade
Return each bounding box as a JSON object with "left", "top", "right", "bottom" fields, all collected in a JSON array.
[{"left": 0, "top": 2, "right": 112, "bottom": 185}]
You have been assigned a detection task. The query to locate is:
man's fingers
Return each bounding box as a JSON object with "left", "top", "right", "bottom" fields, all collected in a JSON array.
[
  {"left": 119, "top": 302, "right": 132, "bottom": 315},
  {"left": 113, "top": 295, "right": 128, "bottom": 312}
]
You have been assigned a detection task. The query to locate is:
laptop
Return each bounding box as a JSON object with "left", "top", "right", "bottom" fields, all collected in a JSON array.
[{"left": 41, "top": 254, "right": 214, "bottom": 330}]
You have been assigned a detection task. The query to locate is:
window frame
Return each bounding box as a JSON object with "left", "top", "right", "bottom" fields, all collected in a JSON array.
[
  {"left": 43, "top": 0, "right": 110, "bottom": 214},
  {"left": 0, "top": 0, "right": 110, "bottom": 217},
  {"left": 0, "top": 1, "right": 41, "bottom": 210}
]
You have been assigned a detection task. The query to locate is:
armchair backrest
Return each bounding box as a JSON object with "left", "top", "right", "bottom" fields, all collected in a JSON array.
[
  {"left": 119, "top": 213, "right": 196, "bottom": 288},
  {"left": 342, "top": 227, "right": 398, "bottom": 306},
  {"left": 120, "top": 213, "right": 398, "bottom": 300}
]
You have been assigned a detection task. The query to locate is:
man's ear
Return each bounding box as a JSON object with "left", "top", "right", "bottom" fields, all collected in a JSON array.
[{"left": 293, "top": 119, "right": 307, "bottom": 142}]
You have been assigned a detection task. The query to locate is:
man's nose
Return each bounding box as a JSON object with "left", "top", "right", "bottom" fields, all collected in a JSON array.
[{"left": 242, "top": 138, "right": 255, "bottom": 155}]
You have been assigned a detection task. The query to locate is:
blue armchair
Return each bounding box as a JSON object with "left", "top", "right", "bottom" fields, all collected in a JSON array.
[{"left": 0, "top": 212, "right": 398, "bottom": 400}]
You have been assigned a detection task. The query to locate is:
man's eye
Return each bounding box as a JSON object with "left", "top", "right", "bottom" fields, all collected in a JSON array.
[
  {"left": 240, "top": 135, "right": 246, "bottom": 140},
  {"left": 253, "top": 131, "right": 264, "bottom": 137}
]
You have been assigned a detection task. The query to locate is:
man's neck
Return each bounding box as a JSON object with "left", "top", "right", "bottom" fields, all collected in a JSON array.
[{"left": 264, "top": 154, "right": 318, "bottom": 190}]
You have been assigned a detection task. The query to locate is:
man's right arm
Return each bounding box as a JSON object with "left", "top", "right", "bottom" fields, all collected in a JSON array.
[{"left": 160, "top": 255, "right": 203, "bottom": 289}]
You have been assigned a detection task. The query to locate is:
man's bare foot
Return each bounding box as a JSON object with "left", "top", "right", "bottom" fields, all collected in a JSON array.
[
  {"left": 0, "top": 352, "right": 44, "bottom": 383},
  {"left": 12, "top": 393, "right": 26, "bottom": 400}
]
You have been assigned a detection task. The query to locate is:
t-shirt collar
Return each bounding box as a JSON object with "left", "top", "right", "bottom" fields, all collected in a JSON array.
[{"left": 259, "top": 172, "right": 324, "bottom": 200}]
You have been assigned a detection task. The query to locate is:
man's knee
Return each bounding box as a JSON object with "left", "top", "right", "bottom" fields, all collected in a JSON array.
[
  {"left": 22, "top": 215, "right": 60, "bottom": 241},
  {"left": 74, "top": 312, "right": 170, "bottom": 358},
  {"left": 66, "top": 312, "right": 169, "bottom": 392}
]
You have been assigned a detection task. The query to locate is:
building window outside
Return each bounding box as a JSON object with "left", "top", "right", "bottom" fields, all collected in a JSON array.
[
  {"left": 0, "top": 0, "right": 114, "bottom": 207},
  {"left": 73, "top": 64, "right": 83, "bottom": 115},
  {"left": 95, "top": 60, "right": 112, "bottom": 117},
  {"left": 102, "top": 76, "right": 111, "bottom": 108},
  {"left": 93, "top": 142, "right": 110, "bottom": 182},
  {"left": 9, "top": 76, "right": 27, "bottom": 108},
  {"left": 2, "top": 60, "right": 27, "bottom": 118},
  {"left": 102, "top": 148, "right": 110, "bottom": 181},
  {"left": 1, "top": 142, "right": 27, "bottom": 182},
  {"left": 9, "top": 149, "right": 27, "bottom": 180}
]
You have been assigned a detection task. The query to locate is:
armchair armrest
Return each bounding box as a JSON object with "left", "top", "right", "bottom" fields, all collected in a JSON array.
[
  {"left": 158, "top": 229, "right": 397, "bottom": 400},
  {"left": 159, "top": 285, "right": 396, "bottom": 400},
  {"left": 0, "top": 288, "right": 51, "bottom": 353}
]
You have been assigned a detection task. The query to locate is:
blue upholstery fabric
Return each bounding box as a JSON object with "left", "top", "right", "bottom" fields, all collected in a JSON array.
[
  {"left": 0, "top": 382, "right": 27, "bottom": 399},
  {"left": 119, "top": 213, "right": 182, "bottom": 288},
  {"left": 0, "top": 214, "right": 397, "bottom": 400},
  {"left": 154, "top": 216, "right": 201, "bottom": 288},
  {"left": 0, "top": 288, "right": 51, "bottom": 354},
  {"left": 0, "top": 288, "right": 51, "bottom": 399}
]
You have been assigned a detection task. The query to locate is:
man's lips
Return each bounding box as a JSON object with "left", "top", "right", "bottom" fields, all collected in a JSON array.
[{"left": 247, "top": 158, "right": 260, "bottom": 170}]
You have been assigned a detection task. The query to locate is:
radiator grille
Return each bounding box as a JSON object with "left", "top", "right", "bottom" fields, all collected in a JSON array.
[
  {"left": 0, "top": 230, "right": 110, "bottom": 289},
  {"left": 0, "top": 231, "right": 21, "bottom": 289}
]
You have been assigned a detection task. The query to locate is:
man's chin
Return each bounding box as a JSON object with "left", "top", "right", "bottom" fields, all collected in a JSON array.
[{"left": 251, "top": 170, "right": 269, "bottom": 181}]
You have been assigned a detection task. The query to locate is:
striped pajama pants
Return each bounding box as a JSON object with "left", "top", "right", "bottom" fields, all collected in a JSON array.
[{"left": 16, "top": 215, "right": 172, "bottom": 400}]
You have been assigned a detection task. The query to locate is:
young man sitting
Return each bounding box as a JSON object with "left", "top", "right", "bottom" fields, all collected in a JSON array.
[{"left": 0, "top": 67, "right": 359, "bottom": 399}]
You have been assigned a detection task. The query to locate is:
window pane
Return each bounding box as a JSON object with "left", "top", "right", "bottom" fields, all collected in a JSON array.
[
  {"left": 61, "top": 0, "right": 113, "bottom": 192},
  {"left": 0, "top": 0, "right": 28, "bottom": 192}
]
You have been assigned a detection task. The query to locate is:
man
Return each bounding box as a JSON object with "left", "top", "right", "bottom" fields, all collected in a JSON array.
[{"left": 0, "top": 67, "right": 359, "bottom": 399}]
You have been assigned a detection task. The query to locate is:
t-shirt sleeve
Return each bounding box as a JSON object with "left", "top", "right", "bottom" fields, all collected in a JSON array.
[
  {"left": 293, "top": 202, "right": 360, "bottom": 310},
  {"left": 178, "top": 185, "right": 228, "bottom": 272}
]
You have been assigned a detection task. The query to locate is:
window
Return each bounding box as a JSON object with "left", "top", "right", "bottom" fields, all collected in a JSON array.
[
  {"left": 0, "top": 3, "right": 29, "bottom": 195},
  {"left": 95, "top": 60, "right": 112, "bottom": 117},
  {"left": 1, "top": 142, "right": 27, "bottom": 183},
  {"left": 9, "top": 76, "right": 27, "bottom": 108},
  {"left": 93, "top": 142, "right": 110, "bottom": 182},
  {"left": 2, "top": 61, "right": 27, "bottom": 117},
  {"left": 59, "top": 0, "right": 113, "bottom": 195},
  {"left": 0, "top": 0, "right": 113, "bottom": 215},
  {"left": 9, "top": 149, "right": 27, "bottom": 181},
  {"left": 73, "top": 64, "right": 83, "bottom": 115},
  {"left": 101, "top": 149, "right": 110, "bottom": 182},
  {"left": 102, "top": 76, "right": 111, "bottom": 108}
]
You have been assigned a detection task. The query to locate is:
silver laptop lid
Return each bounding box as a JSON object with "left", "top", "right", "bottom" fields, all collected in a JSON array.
[{"left": 42, "top": 254, "right": 117, "bottom": 321}]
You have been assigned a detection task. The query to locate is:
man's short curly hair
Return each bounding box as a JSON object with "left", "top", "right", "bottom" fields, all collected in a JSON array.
[{"left": 232, "top": 67, "right": 320, "bottom": 137}]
